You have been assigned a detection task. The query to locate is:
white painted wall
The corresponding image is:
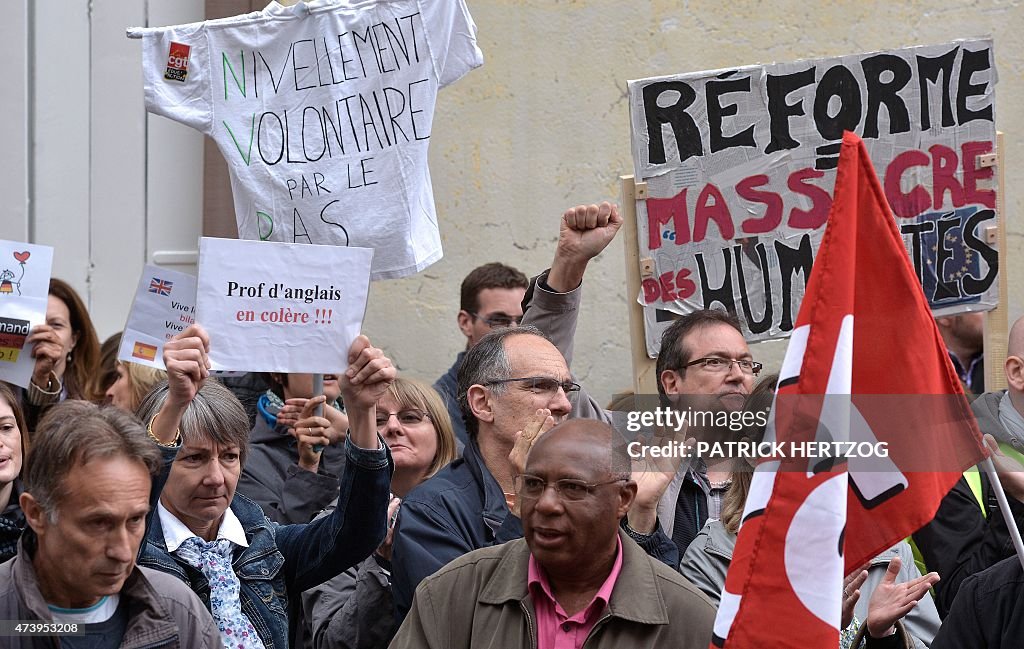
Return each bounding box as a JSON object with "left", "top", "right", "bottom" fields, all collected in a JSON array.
[
  {"left": 3, "top": 1, "right": 1022, "bottom": 404},
  {"left": 0, "top": 0, "right": 204, "bottom": 343},
  {"left": 144, "top": 1, "right": 207, "bottom": 282},
  {"left": 0, "top": 2, "right": 29, "bottom": 245}
]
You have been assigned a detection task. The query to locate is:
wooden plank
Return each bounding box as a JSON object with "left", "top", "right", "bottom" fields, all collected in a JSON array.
[
  {"left": 621, "top": 175, "right": 658, "bottom": 396},
  {"left": 985, "top": 131, "right": 1009, "bottom": 392}
]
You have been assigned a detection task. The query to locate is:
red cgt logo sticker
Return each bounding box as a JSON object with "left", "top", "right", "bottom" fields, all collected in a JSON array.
[{"left": 164, "top": 42, "right": 191, "bottom": 82}]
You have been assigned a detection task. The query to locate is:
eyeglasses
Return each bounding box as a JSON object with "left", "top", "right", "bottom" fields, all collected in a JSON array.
[
  {"left": 684, "top": 357, "right": 763, "bottom": 376},
  {"left": 469, "top": 312, "right": 524, "bottom": 328},
  {"left": 375, "top": 409, "right": 430, "bottom": 430},
  {"left": 513, "top": 474, "right": 628, "bottom": 502},
  {"left": 482, "top": 376, "right": 581, "bottom": 394}
]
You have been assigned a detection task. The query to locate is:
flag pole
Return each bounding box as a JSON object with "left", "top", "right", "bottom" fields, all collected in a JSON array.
[
  {"left": 312, "top": 373, "right": 325, "bottom": 452},
  {"left": 979, "top": 457, "right": 1024, "bottom": 572}
]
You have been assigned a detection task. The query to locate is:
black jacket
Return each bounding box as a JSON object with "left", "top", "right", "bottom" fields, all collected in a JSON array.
[
  {"left": 912, "top": 391, "right": 1024, "bottom": 617},
  {"left": 932, "top": 554, "right": 1024, "bottom": 648},
  {"left": 912, "top": 472, "right": 1024, "bottom": 618},
  {"left": 390, "top": 439, "right": 524, "bottom": 624},
  {"left": 670, "top": 470, "right": 711, "bottom": 557}
]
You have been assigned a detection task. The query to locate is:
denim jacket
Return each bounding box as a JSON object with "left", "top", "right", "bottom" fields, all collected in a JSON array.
[{"left": 140, "top": 437, "right": 392, "bottom": 649}]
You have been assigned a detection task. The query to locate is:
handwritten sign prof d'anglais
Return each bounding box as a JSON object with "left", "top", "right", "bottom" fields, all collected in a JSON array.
[{"left": 196, "top": 237, "right": 372, "bottom": 373}]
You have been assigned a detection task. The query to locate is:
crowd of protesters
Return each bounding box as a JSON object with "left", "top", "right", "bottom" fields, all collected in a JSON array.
[{"left": 2, "top": 200, "right": 1022, "bottom": 649}]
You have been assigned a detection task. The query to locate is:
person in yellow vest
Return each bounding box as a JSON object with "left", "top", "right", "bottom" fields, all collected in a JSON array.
[{"left": 913, "top": 315, "right": 1024, "bottom": 617}]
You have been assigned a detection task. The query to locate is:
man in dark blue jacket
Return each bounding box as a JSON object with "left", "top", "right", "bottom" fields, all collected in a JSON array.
[
  {"left": 932, "top": 553, "right": 1024, "bottom": 648},
  {"left": 393, "top": 326, "right": 575, "bottom": 623},
  {"left": 392, "top": 202, "right": 680, "bottom": 624},
  {"left": 434, "top": 262, "right": 528, "bottom": 447}
]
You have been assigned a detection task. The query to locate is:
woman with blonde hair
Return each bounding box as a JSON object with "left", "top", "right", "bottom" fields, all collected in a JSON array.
[
  {"left": 378, "top": 377, "right": 459, "bottom": 494},
  {"left": 304, "top": 377, "right": 459, "bottom": 649},
  {"left": 106, "top": 359, "right": 167, "bottom": 412}
]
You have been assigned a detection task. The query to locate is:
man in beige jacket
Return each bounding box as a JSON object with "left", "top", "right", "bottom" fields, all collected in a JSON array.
[
  {"left": 389, "top": 419, "right": 715, "bottom": 649},
  {"left": 0, "top": 400, "right": 222, "bottom": 648}
]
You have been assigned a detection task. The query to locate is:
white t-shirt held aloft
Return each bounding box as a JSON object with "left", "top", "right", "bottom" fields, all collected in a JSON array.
[{"left": 129, "top": 0, "right": 483, "bottom": 279}]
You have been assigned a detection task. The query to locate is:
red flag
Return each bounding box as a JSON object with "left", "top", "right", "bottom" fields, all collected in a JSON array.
[{"left": 712, "top": 132, "right": 988, "bottom": 648}]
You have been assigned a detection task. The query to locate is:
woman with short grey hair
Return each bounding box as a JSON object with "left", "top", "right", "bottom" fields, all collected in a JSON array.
[
  {"left": 136, "top": 379, "right": 251, "bottom": 467},
  {"left": 138, "top": 324, "right": 394, "bottom": 649}
]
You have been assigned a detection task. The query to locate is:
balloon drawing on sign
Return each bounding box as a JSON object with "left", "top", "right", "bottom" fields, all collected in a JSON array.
[{"left": 0, "top": 251, "right": 30, "bottom": 296}]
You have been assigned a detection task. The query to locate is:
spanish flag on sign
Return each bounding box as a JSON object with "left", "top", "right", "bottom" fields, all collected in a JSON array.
[{"left": 131, "top": 341, "right": 158, "bottom": 362}]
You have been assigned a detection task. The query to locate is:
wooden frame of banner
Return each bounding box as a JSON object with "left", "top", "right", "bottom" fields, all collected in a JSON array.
[
  {"left": 621, "top": 175, "right": 659, "bottom": 396},
  {"left": 983, "top": 131, "right": 1008, "bottom": 392},
  {"left": 979, "top": 131, "right": 1024, "bottom": 575}
]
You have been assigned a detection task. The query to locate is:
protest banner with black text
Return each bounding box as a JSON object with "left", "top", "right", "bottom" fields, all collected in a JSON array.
[
  {"left": 196, "top": 237, "right": 372, "bottom": 372},
  {"left": 628, "top": 39, "right": 997, "bottom": 353}
]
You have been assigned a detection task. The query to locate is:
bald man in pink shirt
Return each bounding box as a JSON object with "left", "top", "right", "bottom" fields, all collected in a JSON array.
[{"left": 390, "top": 419, "right": 715, "bottom": 649}]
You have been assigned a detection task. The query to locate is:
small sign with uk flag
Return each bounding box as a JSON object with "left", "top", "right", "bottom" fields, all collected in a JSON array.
[
  {"left": 119, "top": 265, "right": 196, "bottom": 370},
  {"left": 149, "top": 277, "right": 173, "bottom": 296}
]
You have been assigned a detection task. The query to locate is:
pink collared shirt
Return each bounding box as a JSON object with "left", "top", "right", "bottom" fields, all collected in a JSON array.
[{"left": 527, "top": 538, "right": 623, "bottom": 649}]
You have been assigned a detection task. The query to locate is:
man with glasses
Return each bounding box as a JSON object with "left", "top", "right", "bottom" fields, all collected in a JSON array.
[
  {"left": 641, "top": 309, "right": 763, "bottom": 557},
  {"left": 523, "top": 253, "right": 763, "bottom": 558},
  {"left": 390, "top": 419, "right": 716, "bottom": 649},
  {"left": 435, "top": 262, "right": 529, "bottom": 445},
  {"left": 391, "top": 201, "right": 660, "bottom": 624},
  {"left": 391, "top": 325, "right": 579, "bottom": 624}
]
